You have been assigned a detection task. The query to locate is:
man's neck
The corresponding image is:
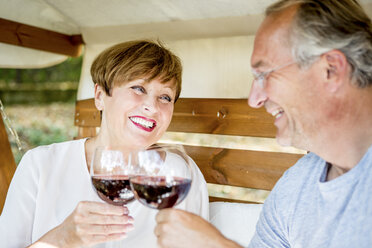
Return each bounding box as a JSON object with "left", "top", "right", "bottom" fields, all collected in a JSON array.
[
  {"left": 326, "top": 163, "right": 350, "bottom": 181},
  {"left": 322, "top": 124, "right": 372, "bottom": 181},
  {"left": 320, "top": 88, "right": 372, "bottom": 180}
]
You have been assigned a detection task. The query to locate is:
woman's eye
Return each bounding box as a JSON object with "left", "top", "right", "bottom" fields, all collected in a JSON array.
[
  {"left": 131, "top": 86, "right": 146, "bottom": 94},
  {"left": 160, "top": 95, "right": 172, "bottom": 103}
]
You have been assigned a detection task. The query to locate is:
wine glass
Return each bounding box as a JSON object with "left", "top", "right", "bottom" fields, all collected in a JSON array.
[
  {"left": 129, "top": 144, "right": 193, "bottom": 209},
  {"left": 90, "top": 146, "right": 135, "bottom": 206}
]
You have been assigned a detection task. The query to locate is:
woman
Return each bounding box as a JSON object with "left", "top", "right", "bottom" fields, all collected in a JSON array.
[{"left": 0, "top": 40, "right": 209, "bottom": 247}]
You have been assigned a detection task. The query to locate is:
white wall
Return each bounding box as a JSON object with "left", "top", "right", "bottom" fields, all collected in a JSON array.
[
  {"left": 170, "top": 36, "right": 254, "bottom": 98},
  {"left": 77, "top": 35, "right": 254, "bottom": 100}
]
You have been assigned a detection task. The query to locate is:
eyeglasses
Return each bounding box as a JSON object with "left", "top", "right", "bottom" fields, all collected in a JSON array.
[{"left": 251, "top": 61, "right": 297, "bottom": 89}]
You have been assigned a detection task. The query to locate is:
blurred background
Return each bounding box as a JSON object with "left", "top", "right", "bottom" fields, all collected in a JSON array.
[{"left": 0, "top": 57, "right": 82, "bottom": 163}]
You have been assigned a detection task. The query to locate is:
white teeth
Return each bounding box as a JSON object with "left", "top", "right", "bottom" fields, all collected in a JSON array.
[
  {"left": 271, "top": 109, "right": 284, "bottom": 119},
  {"left": 130, "top": 117, "right": 155, "bottom": 128}
]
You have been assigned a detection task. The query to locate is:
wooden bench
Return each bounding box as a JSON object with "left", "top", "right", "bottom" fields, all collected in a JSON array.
[
  {"left": 0, "top": 115, "right": 17, "bottom": 214},
  {"left": 75, "top": 98, "right": 304, "bottom": 204}
]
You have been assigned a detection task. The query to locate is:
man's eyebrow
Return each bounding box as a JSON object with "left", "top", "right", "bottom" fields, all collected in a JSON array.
[{"left": 251, "top": 60, "right": 265, "bottom": 69}]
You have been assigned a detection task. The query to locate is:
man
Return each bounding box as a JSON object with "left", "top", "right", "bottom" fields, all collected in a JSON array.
[{"left": 154, "top": 0, "right": 372, "bottom": 247}]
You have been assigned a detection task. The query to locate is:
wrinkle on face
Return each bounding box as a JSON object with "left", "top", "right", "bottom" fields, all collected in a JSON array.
[{"left": 250, "top": 5, "right": 342, "bottom": 151}]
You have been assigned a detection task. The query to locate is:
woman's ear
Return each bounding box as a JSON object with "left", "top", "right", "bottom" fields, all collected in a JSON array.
[
  {"left": 323, "top": 50, "right": 349, "bottom": 93},
  {"left": 94, "top": 84, "right": 104, "bottom": 111}
]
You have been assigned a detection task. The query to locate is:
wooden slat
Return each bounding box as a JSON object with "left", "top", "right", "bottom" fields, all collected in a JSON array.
[
  {"left": 209, "top": 196, "right": 261, "bottom": 204},
  {"left": 0, "top": 18, "right": 83, "bottom": 57},
  {"left": 75, "top": 99, "right": 100, "bottom": 127},
  {"left": 183, "top": 145, "right": 303, "bottom": 191},
  {"left": 169, "top": 98, "right": 276, "bottom": 138},
  {"left": 0, "top": 116, "right": 17, "bottom": 214},
  {"left": 77, "top": 127, "right": 97, "bottom": 139},
  {"left": 74, "top": 98, "right": 277, "bottom": 138},
  {"left": 73, "top": 98, "right": 304, "bottom": 194}
]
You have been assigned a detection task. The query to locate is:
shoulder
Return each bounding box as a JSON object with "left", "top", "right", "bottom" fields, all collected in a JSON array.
[
  {"left": 251, "top": 153, "right": 325, "bottom": 246},
  {"left": 19, "top": 139, "right": 86, "bottom": 172},
  {"left": 275, "top": 152, "right": 324, "bottom": 189},
  {"left": 24, "top": 138, "right": 86, "bottom": 159},
  {"left": 267, "top": 152, "right": 324, "bottom": 209}
]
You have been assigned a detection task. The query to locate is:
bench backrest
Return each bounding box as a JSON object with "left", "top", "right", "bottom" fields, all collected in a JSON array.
[{"left": 75, "top": 98, "right": 303, "bottom": 203}]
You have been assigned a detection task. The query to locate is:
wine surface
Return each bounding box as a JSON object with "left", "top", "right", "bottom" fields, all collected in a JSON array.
[
  {"left": 130, "top": 176, "right": 191, "bottom": 209},
  {"left": 92, "top": 175, "right": 135, "bottom": 205}
]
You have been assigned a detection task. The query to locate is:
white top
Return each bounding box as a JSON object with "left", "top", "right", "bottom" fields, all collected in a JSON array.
[{"left": 0, "top": 139, "right": 209, "bottom": 247}]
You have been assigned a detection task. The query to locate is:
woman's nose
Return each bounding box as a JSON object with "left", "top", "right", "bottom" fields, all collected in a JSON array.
[
  {"left": 142, "top": 96, "right": 159, "bottom": 113},
  {"left": 248, "top": 80, "right": 268, "bottom": 108}
]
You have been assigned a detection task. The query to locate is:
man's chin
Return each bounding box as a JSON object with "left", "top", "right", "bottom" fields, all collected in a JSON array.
[{"left": 275, "top": 134, "right": 292, "bottom": 147}]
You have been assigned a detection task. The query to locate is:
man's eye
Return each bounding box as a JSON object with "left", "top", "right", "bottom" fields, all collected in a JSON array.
[
  {"left": 160, "top": 95, "right": 172, "bottom": 103},
  {"left": 131, "top": 86, "right": 146, "bottom": 94}
]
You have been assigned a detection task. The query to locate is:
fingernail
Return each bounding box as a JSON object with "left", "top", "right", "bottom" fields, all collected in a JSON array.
[
  {"left": 128, "top": 216, "right": 134, "bottom": 223},
  {"left": 122, "top": 207, "right": 129, "bottom": 214}
]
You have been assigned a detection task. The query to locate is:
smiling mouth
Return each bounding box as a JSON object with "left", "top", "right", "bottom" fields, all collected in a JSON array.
[
  {"left": 129, "top": 116, "right": 156, "bottom": 131},
  {"left": 271, "top": 109, "right": 284, "bottom": 119}
]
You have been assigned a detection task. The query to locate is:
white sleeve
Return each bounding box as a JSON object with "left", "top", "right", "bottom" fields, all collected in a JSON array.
[
  {"left": 0, "top": 150, "right": 39, "bottom": 247},
  {"left": 176, "top": 157, "right": 209, "bottom": 221}
]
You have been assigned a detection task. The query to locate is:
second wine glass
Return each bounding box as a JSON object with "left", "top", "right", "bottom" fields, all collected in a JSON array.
[{"left": 129, "top": 144, "right": 193, "bottom": 210}]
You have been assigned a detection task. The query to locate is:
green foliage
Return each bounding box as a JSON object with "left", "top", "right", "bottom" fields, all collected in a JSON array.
[
  {"left": 1, "top": 56, "right": 82, "bottom": 163},
  {"left": 0, "top": 56, "right": 81, "bottom": 105},
  {"left": 5, "top": 103, "right": 77, "bottom": 164},
  {"left": 22, "top": 126, "right": 69, "bottom": 146},
  {"left": 0, "top": 56, "right": 82, "bottom": 84},
  {"left": 11, "top": 123, "right": 75, "bottom": 164}
]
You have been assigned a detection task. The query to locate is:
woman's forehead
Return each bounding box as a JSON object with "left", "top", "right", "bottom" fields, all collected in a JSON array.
[{"left": 126, "top": 77, "right": 177, "bottom": 90}]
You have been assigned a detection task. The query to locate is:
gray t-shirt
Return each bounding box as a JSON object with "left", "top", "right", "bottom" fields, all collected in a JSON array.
[{"left": 249, "top": 145, "right": 372, "bottom": 248}]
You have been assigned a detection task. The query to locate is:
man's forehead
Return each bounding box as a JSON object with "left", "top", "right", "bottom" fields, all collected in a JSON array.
[
  {"left": 251, "top": 14, "right": 293, "bottom": 70},
  {"left": 250, "top": 31, "right": 278, "bottom": 70}
]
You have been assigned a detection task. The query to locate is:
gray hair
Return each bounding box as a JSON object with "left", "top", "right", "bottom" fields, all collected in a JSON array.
[{"left": 266, "top": 0, "right": 372, "bottom": 88}]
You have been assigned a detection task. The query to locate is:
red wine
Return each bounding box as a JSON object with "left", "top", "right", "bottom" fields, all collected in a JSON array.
[
  {"left": 130, "top": 176, "right": 191, "bottom": 209},
  {"left": 92, "top": 175, "right": 134, "bottom": 205}
]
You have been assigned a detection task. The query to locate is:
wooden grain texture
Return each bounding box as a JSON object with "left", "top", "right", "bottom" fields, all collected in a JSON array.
[
  {"left": 73, "top": 98, "right": 303, "bottom": 197},
  {"left": 169, "top": 98, "right": 276, "bottom": 138},
  {"left": 75, "top": 98, "right": 100, "bottom": 128},
  {"left": 74, "top": 98, "right": 276, "bottom": 138},
  {"left": 0, "top": 18, "right": 83, "bottom": 57},
  {"left": 77, "top": 127, "right": 97, "bottom": 139},
  {"left": 209, "top": 196, "right": 261, "bottom": 204},
  {"left": 0, "top": 117, "right": 17, "bottom": 214},
  {"left": 183, "top": 145, "right": 303, "bottom": 191}
]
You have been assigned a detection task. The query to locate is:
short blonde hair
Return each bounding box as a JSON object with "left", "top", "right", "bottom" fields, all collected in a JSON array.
[{"left": 91, "top": 40, "right": 182, "bottom": 100}]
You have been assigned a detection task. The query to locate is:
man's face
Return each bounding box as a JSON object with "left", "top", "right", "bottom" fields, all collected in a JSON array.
[{"left": 248, "top": 9, "right": 328, "bottom": 150}]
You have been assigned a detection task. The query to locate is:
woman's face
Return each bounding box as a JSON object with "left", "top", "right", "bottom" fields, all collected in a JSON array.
[{"left": 96, "top": 78, "right": 176, "bottom": 150}]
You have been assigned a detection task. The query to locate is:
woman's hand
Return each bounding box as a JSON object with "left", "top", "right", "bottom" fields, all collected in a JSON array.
[
  {"left": 30, "top": 201, "right": 134, "bottom": 248},
  {"left": 155, "top": 209, "right": 242, "bottom": 248}
]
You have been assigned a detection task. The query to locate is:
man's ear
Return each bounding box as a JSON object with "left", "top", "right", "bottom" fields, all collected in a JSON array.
[
  {"left": 94, "top": 84, "right": 105, "bottom": 111},
  {"left": 322, "top": 50, "right": 349, "bottom": 93}
]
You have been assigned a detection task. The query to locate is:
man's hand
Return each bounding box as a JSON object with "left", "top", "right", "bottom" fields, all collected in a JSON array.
[{"left": 155, "top": 208, "right": 242, "bottom": 248}]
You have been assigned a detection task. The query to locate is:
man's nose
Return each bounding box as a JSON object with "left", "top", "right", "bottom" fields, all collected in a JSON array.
[{"left": 248, "top": 80, "right": 267, "bottom": 108}]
